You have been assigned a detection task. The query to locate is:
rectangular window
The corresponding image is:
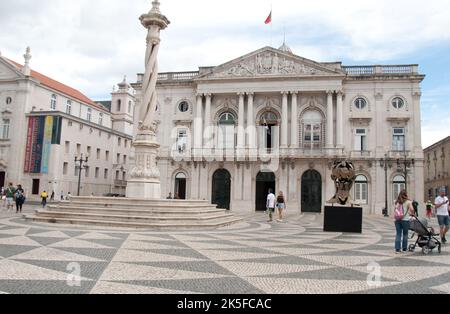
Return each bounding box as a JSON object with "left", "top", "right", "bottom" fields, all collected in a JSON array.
[
  {"left": 76, "top": 144, "right": 81, "bottom": 155},
  {"left": 105, "top": 150, "right": 110, "bottom": 161},
  {"left": 116, "top": 153, "right": 120, "bottom": 164},
  {"left": 99, "top": 113, "right": 103, "bottom": 126},
  {"left": 65, "top": 141, "right": 70, "bottom": 154},
  {"left": 63, "top": 162, "right": 68, "bottom": 175},
  {"left": 392, "top": 128, "right": 405, "bottom": 151},
  {"left": 96, "top": 149, "right": 101, "bottom": 160},
  {"left": 95, "top": 167, "right": 100, "bottom": 178},
  {"left": 1, "top": 119, "right": 10, "bottom": 139},
  {"left": 75, "top": 166, "right": 79, "bottom": 177},
  {"left": 115, "top": 170, "right": 120, "bottom": 180},
  {"left": 177, "top": 129, "right": 188, "bottom": 152},
  {"left": 118, "top": 137, "right": 121, "bottom": 147},
  {"left": 104, "top": 169, "right": 109, "bottom": 179},
  {"left": 66, "top": 100, "right": 72, "bottom": 115},
  {"left": 124, "top": 139, "right": 128, "bottom": 148},
  {"left": 354, "top": 182, "right": 368, "bottom": 205},
  {"left": 122, "top": 171, "right": 126, "bottom": 181},
  {"left": 123, "top": 155, "right": 127, "bottom": 164},
  {"left": 303, "top": 124, "right": 321, "bottom": 150},
  {"left": 85, "top": 166, "right": 90, "bottom": 178},
  {"left": 87, "top": 108, "right": 92, "bottom": 122},
  {"left": 354, "top": 129, "right": 367, "bottom": 151},
  {"left": 51, "top": 95, "right": 57, "bottom": 111},
  {"left": 87, "top": 146, "right": 92, "bottom": 156}
]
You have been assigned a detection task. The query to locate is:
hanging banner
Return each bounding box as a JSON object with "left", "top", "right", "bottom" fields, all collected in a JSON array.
[
  {"left": 41, "top": 116, "right": 53, "bottom": 174},
  {"left": 24, "top": 117, "right": 35, "bottom": 173}
]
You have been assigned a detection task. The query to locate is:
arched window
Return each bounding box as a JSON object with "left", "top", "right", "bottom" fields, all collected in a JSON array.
[
  {"left": 354, "top": 175, "right": 368, "bottom": 205},
  {"left": 301, "top": 110, "right": 323, "bottom": 151},
  {"left": 51, "top": 94, "right": 57, "bottom": 110},
  {"left": 393, "top": 175, "right": 406, "bottom": 200},
  {"left": 117, "top": 99, "right": 122, "bottom": 112},
  {"left": 218, "top": 112, "right": 236, "bottom": 149},
  {"left": 392, "top": 97, "right": 405, "bottom": 110}
]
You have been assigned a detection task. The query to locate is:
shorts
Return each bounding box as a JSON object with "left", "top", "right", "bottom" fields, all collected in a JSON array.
[
  {"left": 277, "top": 203, "right": 285, "bottom": 210},
  {"left": 5, "top": 197, "right": 14, "bottom": 206},
  {"left": 266, "top": 207, "right": 275, "bottom": 213},
  {"left": 437, "top": 215, "right": 450, "bottom": 227}
]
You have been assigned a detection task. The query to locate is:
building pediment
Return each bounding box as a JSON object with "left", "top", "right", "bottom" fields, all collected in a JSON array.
[
  {"left": 0, "top": 57, "right": 25, "bottom": 80},
  {"left": 195, "top": 47, "right": 345, "bottom": 81}
]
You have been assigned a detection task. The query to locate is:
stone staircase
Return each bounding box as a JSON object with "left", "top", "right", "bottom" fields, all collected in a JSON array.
[{"left": 24, "top": 197, "right": 242, "bottom": 230}]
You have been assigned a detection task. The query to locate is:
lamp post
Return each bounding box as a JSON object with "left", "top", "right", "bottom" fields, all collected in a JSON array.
[
  {"left": 380, "top": 154, "right": 392, "bottom": 217},
  {"left": 75, "top": 154, "right": 89, "bottom": 196}
]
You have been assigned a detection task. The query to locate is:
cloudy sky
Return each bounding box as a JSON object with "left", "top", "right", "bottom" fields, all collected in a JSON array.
[{"left": 1, "top": 0, "right": 449, "bottom": 147}]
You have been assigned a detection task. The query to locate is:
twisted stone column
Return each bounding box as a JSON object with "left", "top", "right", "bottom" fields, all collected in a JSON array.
[{"left": 126, "top": 1, "right": 170, "bottom": 199}]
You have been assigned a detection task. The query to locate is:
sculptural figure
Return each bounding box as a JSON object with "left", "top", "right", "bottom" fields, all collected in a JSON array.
[{"left": 328, "top": 160, "right": 357, "bottom": 206}]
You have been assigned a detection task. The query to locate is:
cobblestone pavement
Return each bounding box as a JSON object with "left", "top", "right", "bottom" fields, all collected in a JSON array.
[{"left": 0, "top": 205, "right": 449, "bottom": 294}]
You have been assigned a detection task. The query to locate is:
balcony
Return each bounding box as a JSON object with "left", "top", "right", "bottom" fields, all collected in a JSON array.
[
  {"left": 114, "top": 180, "right": 127, "bottom": 187},
  {"left": 157, "top": 71, "right": 199, "bottom": 82},
  {"left": 350, "top": 151, "right": 372, "bottom": 159},
  {"left": 343, "top": 65, "right": 419, "bottom": 76},
  {"left": 388, "top": 150, "right": 412, "bottom": 159}
]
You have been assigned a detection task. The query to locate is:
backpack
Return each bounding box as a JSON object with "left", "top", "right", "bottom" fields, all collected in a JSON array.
[
  {"left": 15, "top": 190, "right": 23, "bottom": 200},
  {"left": 394, "top": 203, "right": 405, "bottom": 221}
]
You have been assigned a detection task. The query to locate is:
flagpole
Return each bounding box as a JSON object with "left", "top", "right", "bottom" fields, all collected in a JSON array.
[{"left": 270, "top": 4, "right": 273, "bottom": 47}]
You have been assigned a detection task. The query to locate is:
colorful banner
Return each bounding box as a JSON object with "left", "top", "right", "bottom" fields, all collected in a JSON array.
[
  {"left": 41, "top": 116, "right": 53, "bottom": 174},
  {"left": 24, "top": 115, "right": 61, "bottom": 174},
  {"left": 24, "top": 117, "right": 35, "bottom": 173}
]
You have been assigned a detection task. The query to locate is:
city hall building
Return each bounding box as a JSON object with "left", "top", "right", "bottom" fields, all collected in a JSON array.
[
  {"left": 132, "top": 45, "right": 425, "bottom": 215},
  {"left": 0, "top": 44, "right": 425, "bottom": 214}
]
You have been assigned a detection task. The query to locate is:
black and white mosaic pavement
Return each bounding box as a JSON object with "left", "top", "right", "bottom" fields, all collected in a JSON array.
[{"left": 0, "top": 207, "right": 448, "bottom": 294}]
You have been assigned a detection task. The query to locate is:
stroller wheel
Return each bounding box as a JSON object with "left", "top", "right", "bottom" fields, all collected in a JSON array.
[
  {"left": 422, "top": 246, "right": 431, "bottom": 255},
  {"left": 438, "top": 245, "right": 441, "bottom": 254},
  {"left": 408, "top": 244, "right": 415, "bottom": 252}
]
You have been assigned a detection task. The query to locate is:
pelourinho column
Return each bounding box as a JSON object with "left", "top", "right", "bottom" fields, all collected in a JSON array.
[{"left": 126, "top": 0, "right": 170, "bottom": 199}]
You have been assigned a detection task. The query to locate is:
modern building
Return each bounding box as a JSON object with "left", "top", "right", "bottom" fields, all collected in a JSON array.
[
  {"left": 424, "top": 136, "right": 450, "bottom": 200},
  {"left": 130, "top": 45, "right": 425, "bottom": 215},
  {"left": 0, "top": 48, "right": 134, "bottom": 199}
]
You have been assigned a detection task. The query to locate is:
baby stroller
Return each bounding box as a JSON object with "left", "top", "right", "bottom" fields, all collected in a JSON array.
[{"left": 408, "top": 216, "right": 442, "bottom": 255}]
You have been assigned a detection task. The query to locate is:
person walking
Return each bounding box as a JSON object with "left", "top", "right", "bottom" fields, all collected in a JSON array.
[
  {"left": 434, "top": 187, "right": 449, "bottom": 244},
  {"left": 276, "top": 191, "right": 286, "bottom": 222},
  {"left": 15, "top": 184, "right": 25, "bottom": 214},
  {"left": 394, "top": 190, "right": 415, "bottom": 254},
  {"left": 266, "top": 189, "right": 276, "bottom": 222},
  {"left": 50, "top": 191, "right": 55, "bottom": 201},
  {"left": 40, "top": 190, "right": 48, "bottom": 208},
  {"left": 5, "top": 183, "right": 16, "bottom": 212}
]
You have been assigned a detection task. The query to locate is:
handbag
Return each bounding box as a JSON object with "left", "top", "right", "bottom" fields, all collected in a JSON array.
[{"left": 394, "top": 203, "right": 405, "bottom": 221}]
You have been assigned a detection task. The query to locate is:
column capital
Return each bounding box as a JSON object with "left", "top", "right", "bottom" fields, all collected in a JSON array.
[
  {"left": 196, "top": 93, "right": 204, "bottom": 98},
  {"left": 281, "top": 91, "right": 289, "bottom": 96},
  {"left": 336, "top": 90, "right": 344, "bottom": 96},
  {"left": 237, "top": 92, "right": 245, "bottom": 97},
  {"left": 326, "top": 90, "right": 334, "bottom": 96},
  {"left": 204, "top": 93, "right": 212, "bottom": 98},
  {"left": 290, "top": 91, "right": 299, "bottom": 95},
  {"left": 246, "top": 92, "right": 255, "bottom": 96}
]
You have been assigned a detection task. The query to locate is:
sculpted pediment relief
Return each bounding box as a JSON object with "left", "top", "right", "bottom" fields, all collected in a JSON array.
[{"left": 198, "top": 47, "right": 344, "bottom": 80}]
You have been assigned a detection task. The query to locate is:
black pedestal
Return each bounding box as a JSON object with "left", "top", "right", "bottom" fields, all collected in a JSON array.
[{"left": 323, "top": 206, "right": 363, "bottom": 233}]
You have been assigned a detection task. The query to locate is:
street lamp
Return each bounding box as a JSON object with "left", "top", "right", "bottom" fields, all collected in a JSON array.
[
  {"left": 380, "top": 154, "right": 393, "bottom": 217},
  {"left": 75, "top": 154, "right": 89, "bottom": 196}
]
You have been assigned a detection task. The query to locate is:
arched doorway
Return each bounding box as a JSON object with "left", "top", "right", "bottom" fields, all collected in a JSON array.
[
  {"left": 174, "top": 172, "right": 187, "bottom": 200},
  {"left": 256, "top": 171, "right": 276, "bottom": 211},
  {"left": 0, "top": 171, "right": 5, "bottom": 189},
  {"left": 301, "top": 170, "right": 322, "bottom": 213},
  {"left": 212, "top": 169, "right": 231, "bottom": 210}
]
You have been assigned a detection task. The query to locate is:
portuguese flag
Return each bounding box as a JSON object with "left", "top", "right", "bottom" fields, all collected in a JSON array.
[{"left": 265, "top": 11, "right": 272, "bottom": 24}]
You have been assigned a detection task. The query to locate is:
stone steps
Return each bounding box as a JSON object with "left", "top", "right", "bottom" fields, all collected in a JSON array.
[
  {"left": 24, "top": 196, "right": 241, "bottom": 230},
  {"left": 45, "top": 205, "right": 223, "bottom": 217},
  {"left": 24, "top": 214, "right": 242, "bottom": 230}
]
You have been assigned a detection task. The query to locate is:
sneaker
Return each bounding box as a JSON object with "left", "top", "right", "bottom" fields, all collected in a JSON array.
[
  {"left": 395, "top": 251, "right": 402, "bottom": 255},
  {"left": 442, "top": 237, "right": 447, "bottom": 244}
]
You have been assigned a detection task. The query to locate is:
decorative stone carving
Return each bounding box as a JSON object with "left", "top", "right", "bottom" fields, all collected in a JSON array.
[{"left": 212, "top": 51, "right": 330, "bottom": 78}]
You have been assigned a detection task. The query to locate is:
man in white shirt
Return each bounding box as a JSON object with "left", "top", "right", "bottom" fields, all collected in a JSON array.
[
  {"left": 434, "top": 187, "right": 449, "bottom": 243},
  {"left": 266, "top": 189, "right": 276, "bottom": 222}
]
